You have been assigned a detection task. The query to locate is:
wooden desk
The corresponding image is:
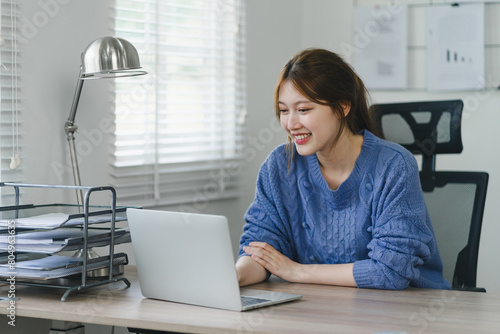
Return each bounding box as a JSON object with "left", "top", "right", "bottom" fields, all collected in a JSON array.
[{"left": 1, "top": 266, "right": 499, "bottom": 333}]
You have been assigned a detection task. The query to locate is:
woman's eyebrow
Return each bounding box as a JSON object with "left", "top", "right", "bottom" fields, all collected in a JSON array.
[{"left": 278, "top": 100, "right": 311, "bottom": 106}]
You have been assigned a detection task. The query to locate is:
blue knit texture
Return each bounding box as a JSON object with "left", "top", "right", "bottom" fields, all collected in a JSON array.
[{"left": 239, "top": 130, "right": 451, "bottom": 290}]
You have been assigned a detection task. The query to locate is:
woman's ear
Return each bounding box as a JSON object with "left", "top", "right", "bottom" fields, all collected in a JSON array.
[{"left": 341, "top": 102, "right": 351, "bottom": 117}]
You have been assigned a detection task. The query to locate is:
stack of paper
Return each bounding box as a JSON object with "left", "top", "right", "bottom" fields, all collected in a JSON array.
[
  {"left": 0, "top": 228, "right": 131, "bottom": 254},
  {"left": 0, "top": 253, "right": 128, "bottom": 280}
]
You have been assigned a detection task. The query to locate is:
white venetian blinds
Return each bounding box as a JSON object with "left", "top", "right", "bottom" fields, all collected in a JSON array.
[
  {"left": 110, "top": 0, "right": 246, "bottom": 207},
  {"left": 0, "top": 0, "right": 22, "bottom": 204}
]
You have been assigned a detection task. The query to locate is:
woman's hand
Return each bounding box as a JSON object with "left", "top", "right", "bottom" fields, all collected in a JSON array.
[{"left": 243, "top": 242, "right": 304, "bottom": 282}]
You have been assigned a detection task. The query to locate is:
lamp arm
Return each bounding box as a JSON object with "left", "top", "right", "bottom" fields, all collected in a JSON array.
[
  {"left": 65, "top": 68, "right": 85, "bottom": 206},
  {"left": 67, "top": 67, "right": 84, "bottom": 125}
]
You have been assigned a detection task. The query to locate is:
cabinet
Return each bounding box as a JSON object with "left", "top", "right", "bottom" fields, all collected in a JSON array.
[{"left": 0, "top": 182, "right": 132, "bottom": 301}]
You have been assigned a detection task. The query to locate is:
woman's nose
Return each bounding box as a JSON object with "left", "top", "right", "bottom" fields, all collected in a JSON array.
[{"left": 287, "top": 112, "right": 300, "bottom": 130}]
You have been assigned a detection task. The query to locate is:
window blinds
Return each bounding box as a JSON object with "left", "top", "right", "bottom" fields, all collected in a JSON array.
[
  {"left": 0, "top": 0, "right": 22, "bottom": 205},
  {"left": 110, "top": 0, "right": 246, "bottom": 207}
]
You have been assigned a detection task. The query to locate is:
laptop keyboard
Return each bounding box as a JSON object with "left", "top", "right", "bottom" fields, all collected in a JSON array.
[{"left": 241, "top": 295, "right": 272, "bottom": 307}]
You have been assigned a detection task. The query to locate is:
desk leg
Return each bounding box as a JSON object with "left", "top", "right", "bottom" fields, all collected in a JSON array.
[{"left": 50, "top": 321, "right": 85, "bottom": 334}]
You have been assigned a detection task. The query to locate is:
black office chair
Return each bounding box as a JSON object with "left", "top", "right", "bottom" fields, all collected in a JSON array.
[{"left": 371, "top": 100, "right": 488, "bottom": 292}]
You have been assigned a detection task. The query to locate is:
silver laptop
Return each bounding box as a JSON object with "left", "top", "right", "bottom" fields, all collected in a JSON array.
[{"left": 127, "top": 208, "right": 302, "bottom": 311}]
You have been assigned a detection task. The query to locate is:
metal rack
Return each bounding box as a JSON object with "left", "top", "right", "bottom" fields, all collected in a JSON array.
[{"left": 0, "top": 182, "right": 131, "bottom": 301}]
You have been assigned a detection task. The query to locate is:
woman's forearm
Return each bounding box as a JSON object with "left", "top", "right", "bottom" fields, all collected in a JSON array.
[
  {"left": 294, "top": 262, "right": 356, "bottom": 287},
  {"left": 242, "top": 242, "right": 357, "bottom": 287},
  {"left": 235, "top": 255, "right": 267, "bottom": 286}
]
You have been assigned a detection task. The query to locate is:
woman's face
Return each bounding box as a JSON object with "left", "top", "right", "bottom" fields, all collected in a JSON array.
[{"left": 278, "top": 80, "right": 342, "bottom": 157}]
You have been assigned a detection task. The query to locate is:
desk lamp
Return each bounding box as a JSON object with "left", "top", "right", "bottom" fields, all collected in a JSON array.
[
  {"left": 65, "top": 36, "right": 147, "bottom": 205},
  {"left": 65, "top": 37, "right": 146, "bottom": 277}
]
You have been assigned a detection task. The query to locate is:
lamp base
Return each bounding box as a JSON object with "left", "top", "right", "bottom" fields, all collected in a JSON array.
[{"left": 71, "top": 248, "right": 124, "bottom": 278}]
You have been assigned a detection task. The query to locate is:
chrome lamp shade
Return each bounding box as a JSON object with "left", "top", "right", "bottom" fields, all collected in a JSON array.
[
  {"left": 66, "top": 36, "right": 146, "bottom": 205},
  {"left": 80, "top": 36, "right": 146, "bottom": 79}
]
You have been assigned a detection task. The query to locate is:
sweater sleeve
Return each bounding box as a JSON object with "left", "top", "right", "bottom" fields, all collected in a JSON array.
[
  {"left": 238, "top": 152, "right": 295, "bottom": 261},
  {"left": 353, "top": 151, "right": 436, "bottom": 290}
]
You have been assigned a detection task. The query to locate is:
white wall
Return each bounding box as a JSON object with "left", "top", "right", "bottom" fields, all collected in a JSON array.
[
  {"left": 9, "top": 0, "right": 500, "bottom": 332},
  {"left": 21, "top": 0, "right": 112, "bottom": 203}
]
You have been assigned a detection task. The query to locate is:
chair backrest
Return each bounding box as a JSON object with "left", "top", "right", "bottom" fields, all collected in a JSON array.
[
  {"left": 371, "top": 100, "right": 488, "bottom": 291},
  {"left": 422, "top": 171, "right": 488, "bottom": 289},
  {"left": 372, "top": 99, "right": 463, "bottom": 174}
]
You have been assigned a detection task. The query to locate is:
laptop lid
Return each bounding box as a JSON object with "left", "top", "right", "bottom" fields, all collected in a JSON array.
[{"left": 127, "top": 208, "right": 243, "bottom": 311}]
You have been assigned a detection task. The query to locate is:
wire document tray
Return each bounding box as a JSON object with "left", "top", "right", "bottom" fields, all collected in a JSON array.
[{"left": 0, "top": 182, "right": 132, "bottom": 301}]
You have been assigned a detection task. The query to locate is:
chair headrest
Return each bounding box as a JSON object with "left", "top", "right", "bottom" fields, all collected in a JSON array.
[{"left": 371, "top": 100, "right": 463, "bottom": 157}]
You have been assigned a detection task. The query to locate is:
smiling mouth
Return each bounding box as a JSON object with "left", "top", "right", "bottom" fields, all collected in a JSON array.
[
  {"left": 293, "top": 134, "right": 311, "bottom": 144},
  {"left": 294, "top": 134, "right": 311, "bottom": 140}
]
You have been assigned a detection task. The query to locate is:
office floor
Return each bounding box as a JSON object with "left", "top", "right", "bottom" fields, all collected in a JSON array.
[
  {"left": 0, "top": 317, "right": 49, "bottom": 333},
  {"left": 0, "top": 317, "right": 131, "bottom": 334}
]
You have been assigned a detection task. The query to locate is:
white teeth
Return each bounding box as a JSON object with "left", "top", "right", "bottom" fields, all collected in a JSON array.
[{"left": 295, "top": 134, "right": 311, "bottom": 140}]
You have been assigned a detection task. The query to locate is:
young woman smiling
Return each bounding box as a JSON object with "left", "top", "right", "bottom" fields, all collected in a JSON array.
[{"left": 235, "top": 48, "right": 450, "bottom": 290}]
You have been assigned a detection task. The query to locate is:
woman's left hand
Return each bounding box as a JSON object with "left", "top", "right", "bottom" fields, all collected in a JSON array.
[{"left": 243, "top": 242, "right": 304, "bottom": 282}]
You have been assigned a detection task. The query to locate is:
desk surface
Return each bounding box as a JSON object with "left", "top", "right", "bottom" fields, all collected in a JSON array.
[{"left": 1, "top": 266, "right": 500, "bottom": 334}]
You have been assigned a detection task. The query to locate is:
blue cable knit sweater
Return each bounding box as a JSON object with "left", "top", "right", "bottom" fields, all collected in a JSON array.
[{"left": 239, "top": 130, "right": 451, "bottom": 290}]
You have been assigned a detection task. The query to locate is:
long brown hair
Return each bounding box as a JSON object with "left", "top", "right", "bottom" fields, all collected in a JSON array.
[{"left": 274, "top": 48, "right": 381, "bottom": 165}]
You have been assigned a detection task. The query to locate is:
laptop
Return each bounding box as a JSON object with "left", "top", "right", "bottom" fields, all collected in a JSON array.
[{"left": 127, "top": 208, "right": 302, "bottom": 311}]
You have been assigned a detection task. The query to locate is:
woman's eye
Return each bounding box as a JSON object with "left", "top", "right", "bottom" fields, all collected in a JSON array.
[
  {"left": 298, "top": 108, "right": 310, "bottom": 113},
  {"left": 279, "top": 109, "right": 288, "bottom": 113}
]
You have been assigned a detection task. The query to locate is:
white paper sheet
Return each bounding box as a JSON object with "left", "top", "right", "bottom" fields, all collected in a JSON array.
[
  {"left": 426, "top": 4, "right": 485, "bottom": 91},
  {"left": 0, "top": 212, "right": 127, "bottom": 229},
  {"left": 446, "top": 0, "right": 496, "bottom": 3},
  {"left": 351, "top": 5, "right": 408, "bottom": 90}
]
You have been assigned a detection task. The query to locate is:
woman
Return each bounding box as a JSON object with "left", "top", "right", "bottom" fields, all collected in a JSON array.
[{"left": 236, "top": 48, "right": 450, "bottom": 290}]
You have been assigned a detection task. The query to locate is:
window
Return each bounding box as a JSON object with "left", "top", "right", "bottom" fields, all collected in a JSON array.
[
  {"left": 111, "top": 0, "right": 246, "bottom": 207},
  {"left": 0, "top": 1, "right": 22, "bottom": 205}
]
